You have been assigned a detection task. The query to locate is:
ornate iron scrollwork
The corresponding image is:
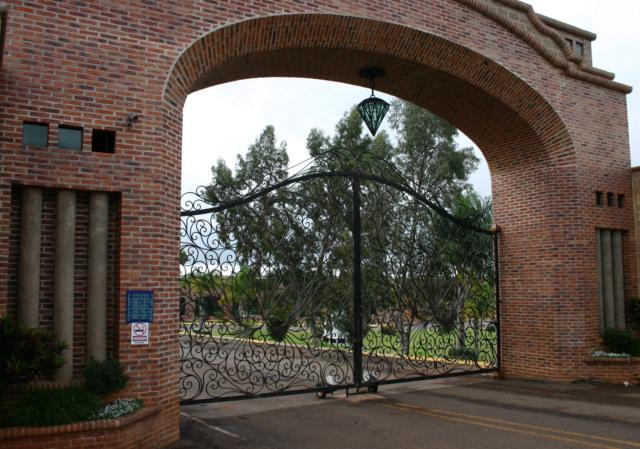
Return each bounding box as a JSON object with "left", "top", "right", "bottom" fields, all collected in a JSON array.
[{"left": 180, "top": 163, "right": 499, "bottom": 404}]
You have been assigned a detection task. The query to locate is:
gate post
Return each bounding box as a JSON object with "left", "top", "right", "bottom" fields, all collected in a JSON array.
[
  {"left": 351, "top": 175, "right": 363, "bottom": 387},
  {"left": 492, "top": 229, "right": 501, "bottom": 375}
]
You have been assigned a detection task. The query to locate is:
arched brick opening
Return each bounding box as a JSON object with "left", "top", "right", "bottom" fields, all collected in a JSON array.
[
  {"left": 164, "top": 13, "right": 586, "bottom": 382},
  {"left": 1, "top": 2, "right": 635, "bottom": 448}
]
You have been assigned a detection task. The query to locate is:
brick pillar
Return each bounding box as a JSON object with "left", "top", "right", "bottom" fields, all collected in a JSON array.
[
  {"left": 18, "top": 187, "right": 43, "bottom": 328},
  {"left": 632, "top": 168, "right": 640, "bottom": 297},
  {"left": 54, "top": 190, "right": 76, "bottom": 382}
]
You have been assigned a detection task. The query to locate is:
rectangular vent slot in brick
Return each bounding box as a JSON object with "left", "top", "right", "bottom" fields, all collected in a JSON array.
[
  {"left": 595, "top": 191, "right": 603, "bottom": 206},
  {"left": 607, "top": 192, "right": 615, "bottom": 207},
  {"left": 91, "top": 129, "right": 115, "bottom": 153},
  {"left": 58, "top": 125, "right": 83, "bottom": 150},
  {"left": 23, "top": 122, "right": 49, "bottom": 148},
  {"left": 618, "top": 194, "right": 625, "bottom": 208}
]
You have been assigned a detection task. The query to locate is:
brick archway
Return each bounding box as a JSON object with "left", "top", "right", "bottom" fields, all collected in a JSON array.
[
  {"left": 163, "top": 12, "right": 630, "bottom": 384},
  {"left": 0, "top": 2, "right": 635, "bottom": 448}
]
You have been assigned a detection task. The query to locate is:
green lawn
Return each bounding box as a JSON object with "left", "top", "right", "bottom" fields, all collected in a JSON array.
[{"left": 181, "top": 321, "right": 497, "bottom": 364}]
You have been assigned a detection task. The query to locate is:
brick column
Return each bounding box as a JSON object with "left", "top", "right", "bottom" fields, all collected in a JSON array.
[
  {"left": 54, "top": 190, "right": 76, "bottom": 382},
  {"left": 632, "top": 168, "right": 640, "bottom": 297},
  {"left": 18, "top": 187, "right": 42, "bottom": 328}
]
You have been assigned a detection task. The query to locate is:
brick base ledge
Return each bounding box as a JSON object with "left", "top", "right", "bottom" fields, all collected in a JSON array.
[
  {"left": 582, "top": 357, "right": 640, "bottom": 384},
  {"left": 584, "top": 356, "right": 640, "bottom": 365},
  {"left": 0, "top": 406, "right": 161, "bottom": 449}
]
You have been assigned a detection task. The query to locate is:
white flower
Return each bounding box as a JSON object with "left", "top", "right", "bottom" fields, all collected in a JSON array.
[
  {"left": 591, "top": 350, "right": 630, "bottom": 358},
  {"left": 91, "top": 398, "right": 143, "bottom": 419}
]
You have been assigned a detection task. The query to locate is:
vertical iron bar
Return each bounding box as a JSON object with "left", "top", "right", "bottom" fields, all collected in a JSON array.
[
  {"left": 352, "top": 175, "right": 363, "bottom": 388},
  {"left": 493, "top": 232, "right": 501, "bottom": 373}
]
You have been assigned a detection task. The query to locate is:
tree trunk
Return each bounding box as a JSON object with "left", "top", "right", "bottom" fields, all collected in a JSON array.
[
  {"left": 456, "top": 307, "right": 466, "bottom": 353},
  {"left": 396, "top": 313, "right": 412, "bottom": 357}
]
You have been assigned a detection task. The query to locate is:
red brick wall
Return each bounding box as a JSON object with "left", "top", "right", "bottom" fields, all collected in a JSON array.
[
  {"left": 585, "top": 358, "right": 640, "bottom": 384},
  {"left": 0, "top": 1, "right": 634, "bottom": 448},
  {"left": 0, "top": 407, "right": 163, "bottom": 449}
]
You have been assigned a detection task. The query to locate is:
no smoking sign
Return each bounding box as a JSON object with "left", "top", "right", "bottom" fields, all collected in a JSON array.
[{"left": 130, "top": 322, "right": 150, "bottom": 345}]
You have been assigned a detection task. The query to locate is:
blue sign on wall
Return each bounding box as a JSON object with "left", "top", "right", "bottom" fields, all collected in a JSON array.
[{"left": 126, "top": 290, "right": 154, "bottom": 323}]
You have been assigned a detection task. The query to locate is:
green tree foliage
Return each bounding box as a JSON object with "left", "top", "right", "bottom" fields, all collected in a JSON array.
[
  {"left": 179, "top": 249, "right": 189, "bottom": 265},
  {"left": 204, "top": 126, "right": 329, "bottom": 338},
  {"left": 192, "top": 101, "right": 493, "bottom": 353},
  {"left": 361, "top": 101, "right": 487, "bottom": 355},
  {"left": 429, "top": 191, "right": 495, "bottom": 355},
  {"left": 603, "top": 328, "right": 640, "bottom": 356},
  {"left": 302, "top": 109, "right": 395, "bottom": 338},
  {"left": 389, "top": 100, "right": 478, "bottom": 206}
]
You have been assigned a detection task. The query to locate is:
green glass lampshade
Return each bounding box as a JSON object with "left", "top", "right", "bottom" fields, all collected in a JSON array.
[{"left": 357, "top": 96, "right": 390, "bottom": 136}]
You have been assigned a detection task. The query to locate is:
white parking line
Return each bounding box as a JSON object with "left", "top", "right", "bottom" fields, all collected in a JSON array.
[{"left": 180, "top": 412, "right": 246, "bottom": 441}]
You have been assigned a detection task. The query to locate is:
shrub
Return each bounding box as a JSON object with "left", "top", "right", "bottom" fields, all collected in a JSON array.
[
  {"left": 629, "top": 297, "right": 640, "bottom": 331},
  {"left": 603, "top": 328, "right": 633, "bottom": 354},
  {"left": 83, "top": 358, "right": 129, "bottom": 396},
  {"left": 198, "top": 297, "right": 221, "bottom": 318},
  {"left": 0, "top": 315, "right": 67, "bottom": 392},
  {"left": 629, "top": 338, "right": 640, "bottom": 357},
  {"left": 0, "top": 387, "right": 103, "bottom": 427},
  {"left": 264, "top": 306, "right": 292, "bottom": 342},
  {"left": 266, "top": 316, "right": 290, "bottom": 342}
]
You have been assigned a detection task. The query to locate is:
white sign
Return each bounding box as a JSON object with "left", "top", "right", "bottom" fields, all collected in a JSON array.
[{"left": 131, "top": 322, "right": 150, "bottom": 345}]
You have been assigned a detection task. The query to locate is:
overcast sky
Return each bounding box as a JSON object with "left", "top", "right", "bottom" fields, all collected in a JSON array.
[{"left": 182, "top": 0, "right": 639, "bottom": 197}]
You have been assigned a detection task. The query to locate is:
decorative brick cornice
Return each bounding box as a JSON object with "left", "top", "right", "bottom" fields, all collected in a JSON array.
[
  {"left": 455, "top": 0, "right": 632, "bottom": 94},
  {"left": 538, "top": 14, "right": 597, "bottom": 41},
  {"left": 167, "top": 0, "right": 632, "bottom": 96}
]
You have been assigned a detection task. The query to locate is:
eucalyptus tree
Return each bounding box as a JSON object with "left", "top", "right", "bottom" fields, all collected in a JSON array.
[
  {"left": 370, "top": 100, "right": 481, "bottom": 356},
  {"left": 207, "top": 126, "right": 317, "bottom": 336},
  {"left": 301, "top": 108, "right": 394, "bottom": 340},
  {"left": 202, "top": 101, "right": 491, "bottom": 353}
]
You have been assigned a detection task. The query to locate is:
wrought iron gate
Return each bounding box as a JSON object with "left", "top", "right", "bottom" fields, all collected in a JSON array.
[{"left": 179, "top": 168, "right": 499, "bottom": 404}]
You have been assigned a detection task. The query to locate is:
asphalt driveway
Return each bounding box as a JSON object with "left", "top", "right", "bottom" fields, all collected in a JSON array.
[{"left": 172, "top": 375, "right": 640, "bottom": 449}]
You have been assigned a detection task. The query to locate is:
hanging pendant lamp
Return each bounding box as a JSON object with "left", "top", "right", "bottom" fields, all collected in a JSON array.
[{"left": 357, "top": 67, "right": 389, "bottom": 136}]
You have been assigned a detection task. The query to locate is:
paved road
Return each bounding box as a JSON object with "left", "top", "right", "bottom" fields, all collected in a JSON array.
[{"left": 173, "top": 375, "right": 640, "bottom": 449}]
